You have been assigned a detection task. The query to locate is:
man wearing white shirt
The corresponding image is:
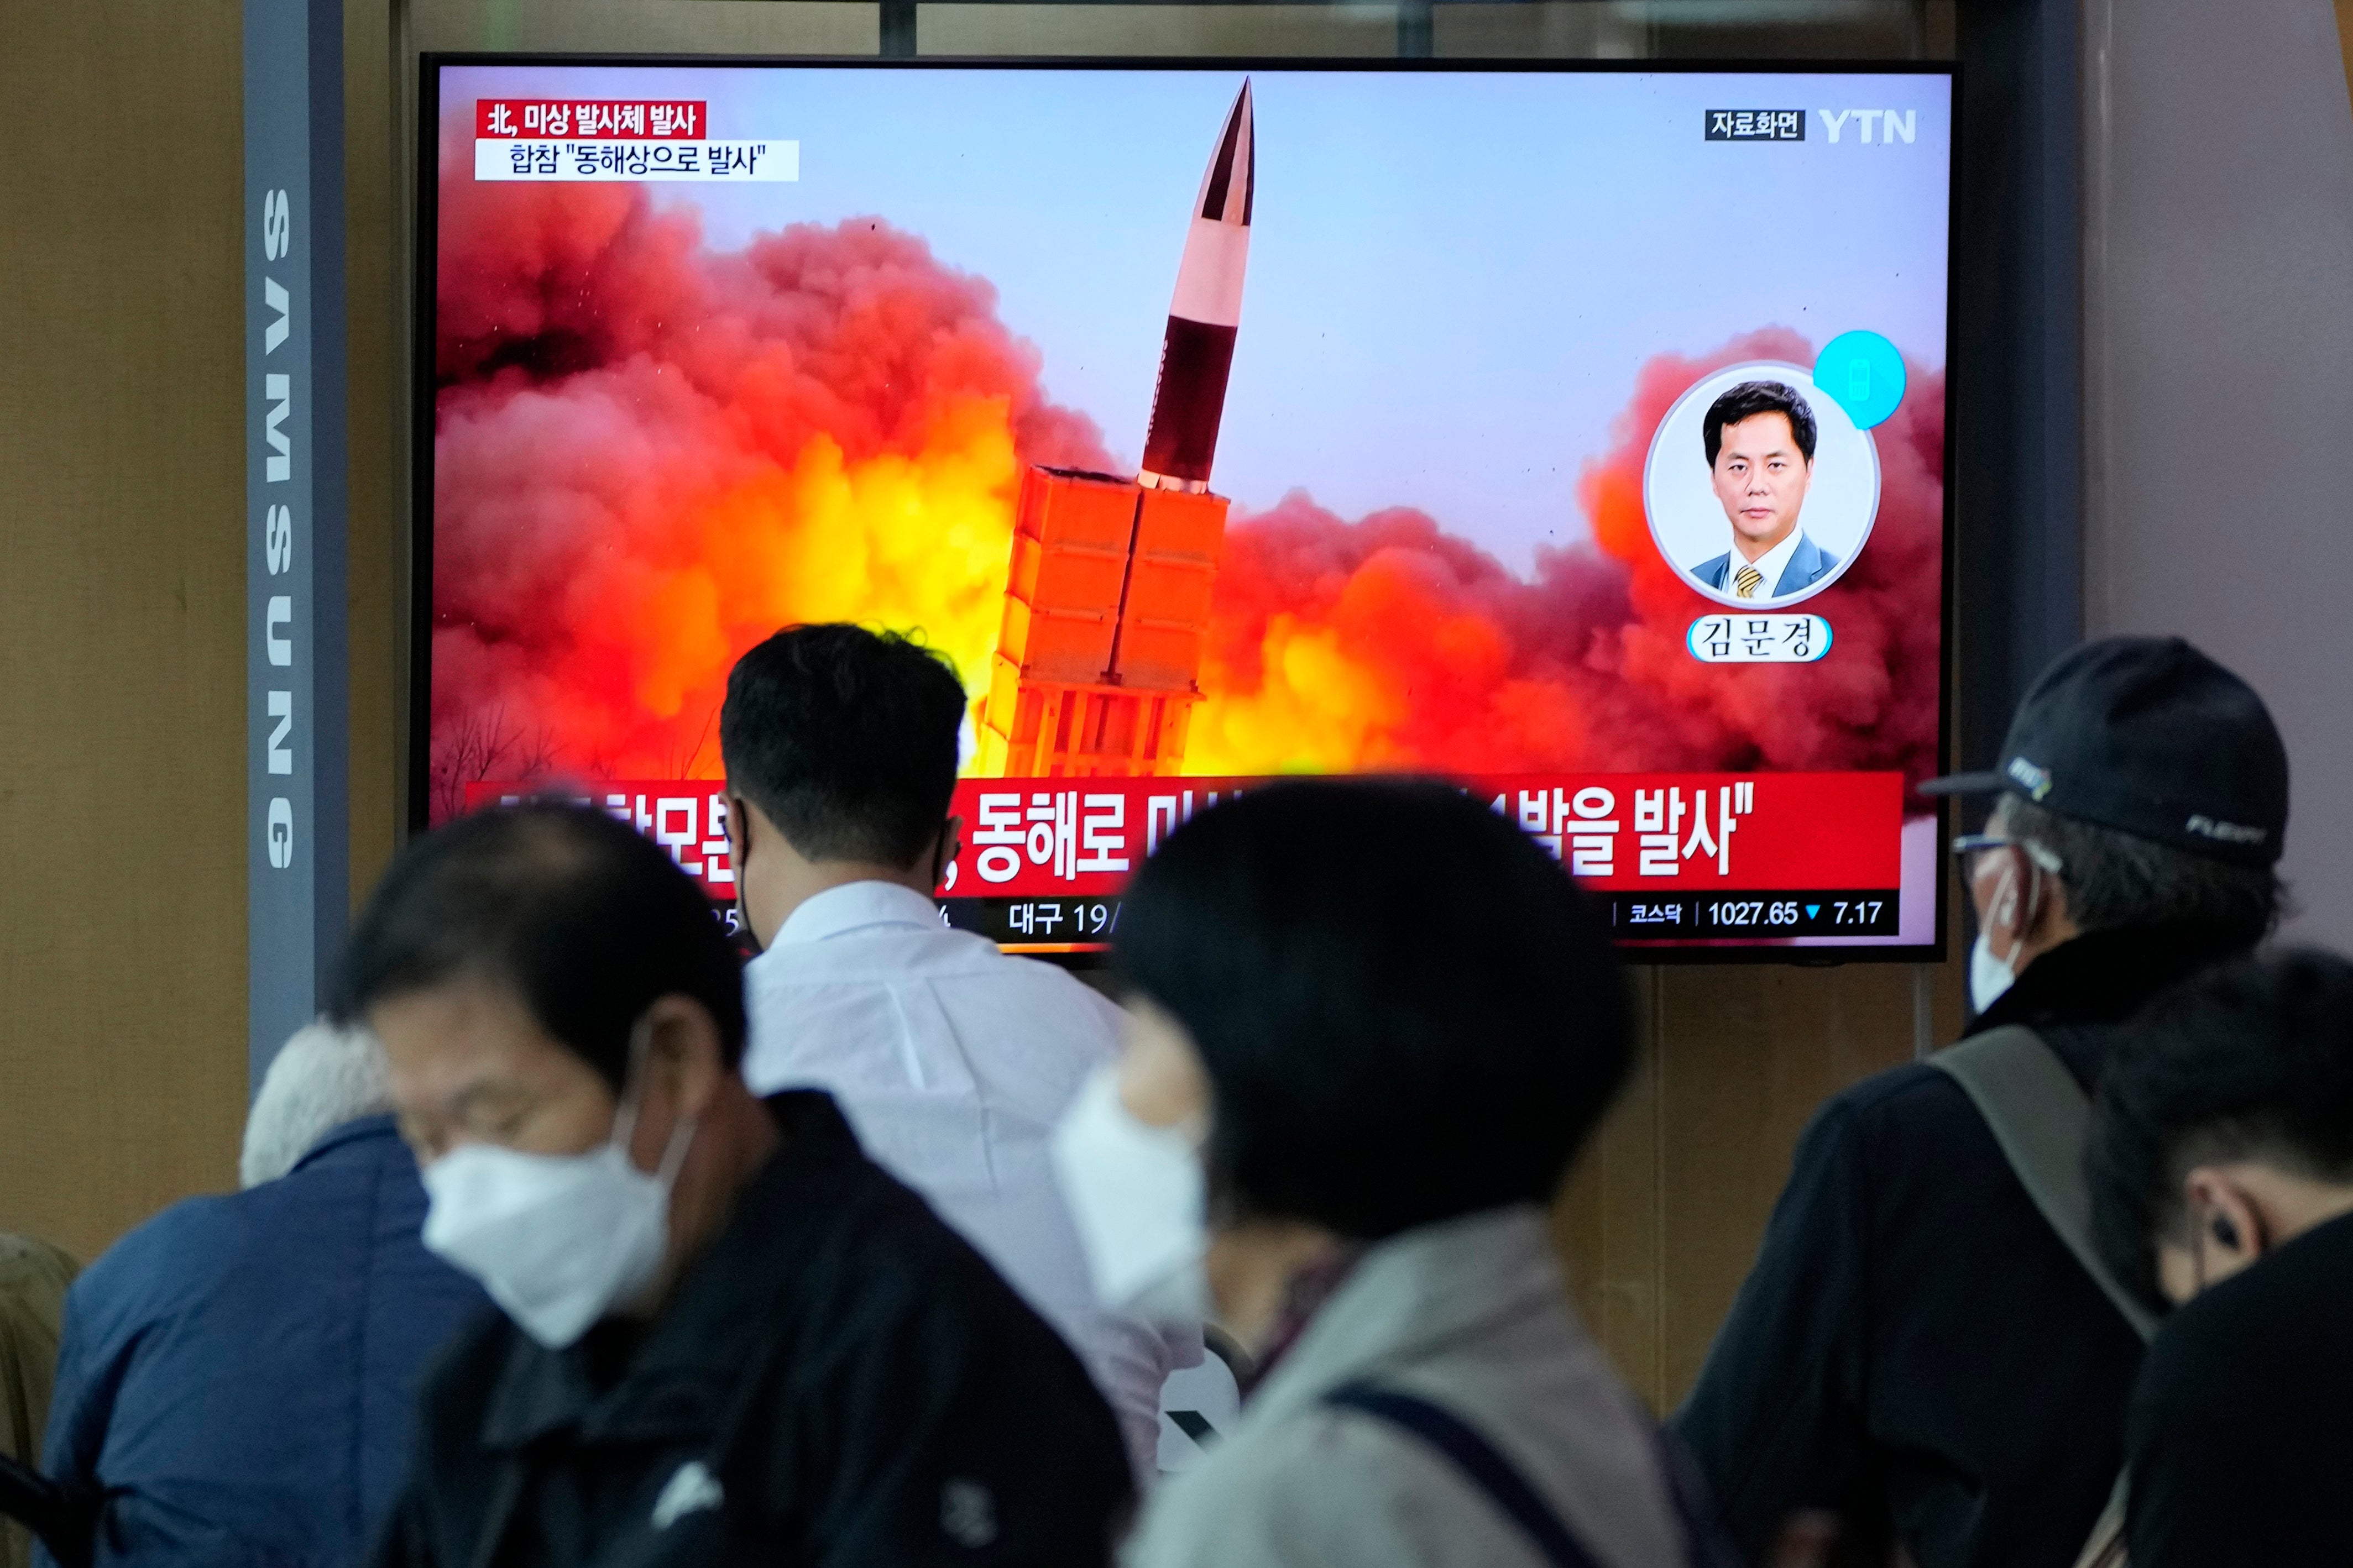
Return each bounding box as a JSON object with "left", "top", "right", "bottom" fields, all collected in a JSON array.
[{"left": 720, "top": 623, "right": 1191, "bottom": 1480}]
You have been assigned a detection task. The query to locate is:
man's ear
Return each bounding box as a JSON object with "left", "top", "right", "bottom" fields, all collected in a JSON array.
[
  {"left": 2182, "top": 1166, "right": 2267, "bottom": 1265},
  {"left": 640, "top": 994, "right": 730, "bottom": 1130},
  {"left": 1980, "top": 856, "right": 2023, "bottom": 946},
  {"left": 725, "top": 791, "right": 755, "bottom": 867}
]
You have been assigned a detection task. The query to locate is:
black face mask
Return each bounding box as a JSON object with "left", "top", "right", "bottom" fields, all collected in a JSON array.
[
  {"left": 732, "top": 888, "right": 764, "bottom": 960},
  {"left": 729, "top": 814, "right": 763, "bottom": 960}
]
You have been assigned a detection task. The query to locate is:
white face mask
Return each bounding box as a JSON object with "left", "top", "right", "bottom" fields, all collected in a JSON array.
[
  {"left": 420, "top": 1050, "right": 697, "bottom": 1350},
  {"left": 1050, "top": 1064, "right": 1211, "bottom": 1324},
  {"left": 1969, "top": 930, "right": 2020, "bottom": 1015}
]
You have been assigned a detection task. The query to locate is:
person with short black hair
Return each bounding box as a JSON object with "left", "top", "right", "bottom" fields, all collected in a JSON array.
[
  {"left": 1074, "top": 780, "right": 1716, "bottom": 1568},
  {"left": 718, "top": 623, "right": 968, "bottom": 876},
  {"left": 723, "top": 624, "right": 1189, "bottom": 1479},
  {"left": 1676, "top": 635, "right": 2290, "bottom": 1567},
  {"left": 2087, "top": 948, "right": 2353, "bottom": 1568},
  {"left": 343, "top": 803, "right": 1131, "bottom": 1568},
  {"left": 1691, "top": 380, "right": 1836, "bottom": 602}
]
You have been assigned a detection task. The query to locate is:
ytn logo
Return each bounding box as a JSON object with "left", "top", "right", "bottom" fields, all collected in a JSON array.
[{"left": 1819, "top": 109, "right": 1918, "bottom": 145}]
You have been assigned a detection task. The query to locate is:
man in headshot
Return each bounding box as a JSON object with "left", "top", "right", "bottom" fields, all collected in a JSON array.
[{"left": 1690, "top": 380, "right": 1839, "bottom": 601}]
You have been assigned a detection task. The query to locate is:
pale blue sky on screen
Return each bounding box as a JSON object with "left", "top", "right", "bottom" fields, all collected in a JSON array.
[{"left": 444, "top": 64, "right": 1952, "bottom": 573}]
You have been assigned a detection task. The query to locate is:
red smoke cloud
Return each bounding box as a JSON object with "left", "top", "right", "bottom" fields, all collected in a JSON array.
[
  {"left": 428, "top": 127, "right": 1110, "bottom": 817},
  {"left": 432, "top": 125, "right": 1946, "bottom": 814},
  {"left": 1183, "top": 501, "right": 1636, "bottom": 773}
]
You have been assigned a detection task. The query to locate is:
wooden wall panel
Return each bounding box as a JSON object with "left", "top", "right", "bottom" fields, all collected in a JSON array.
[
  {"left": 1552, "top": 975, "right": 1666, "bottom": 1401},
  {"left": 1557, "top": 953, "right": 1967, "bottom": 1413},
  {"left": 0, "top": 1, "right": 250, "bottom": 1260},
  {"left": 2339, "top": 1, "right": 2353, "bottom": 116}
]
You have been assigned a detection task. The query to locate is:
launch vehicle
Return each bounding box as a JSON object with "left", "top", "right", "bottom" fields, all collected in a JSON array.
[{"left": 975, "top": 82, "right": 1254, "bottom": 778}]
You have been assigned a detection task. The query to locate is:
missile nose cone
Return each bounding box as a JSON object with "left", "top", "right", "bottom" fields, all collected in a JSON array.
[
  {"left": 1196, "top": 80, "right": 1253, "bottom": 229},
  {"left": 1143, "top": 81, "right": 1256, "bottom": 491}
]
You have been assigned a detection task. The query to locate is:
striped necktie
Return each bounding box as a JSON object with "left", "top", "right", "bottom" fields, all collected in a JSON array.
[{"left": 1734, "top": 564, "right": 1763, "bottom": 599}]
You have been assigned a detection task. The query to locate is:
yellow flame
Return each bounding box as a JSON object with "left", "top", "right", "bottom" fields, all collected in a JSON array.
[
  {"left": 610, "top": 395, "right": 1018, "bottom": 774},
  {"left": 1183, "top": 615, "right": 1404, "bottom": 774}
]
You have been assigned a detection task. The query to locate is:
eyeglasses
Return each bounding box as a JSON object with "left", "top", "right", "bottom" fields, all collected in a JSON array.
[{"left": 1951, "top": 833, "right": 2064, "bottom": 878}]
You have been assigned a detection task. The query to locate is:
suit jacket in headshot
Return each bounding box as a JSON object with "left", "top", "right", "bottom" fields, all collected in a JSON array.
[{"left": 1693, "top": 532, "right": 1839, "bottom": 601}]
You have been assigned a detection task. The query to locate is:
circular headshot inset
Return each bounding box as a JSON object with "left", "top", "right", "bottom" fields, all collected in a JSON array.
[{"left": 1641, "top": 361, "right": 1881, "bottom": 611}]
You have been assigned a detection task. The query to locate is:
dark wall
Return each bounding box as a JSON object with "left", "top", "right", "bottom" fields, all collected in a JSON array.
[{"left": 1952, "top": 0, "right": 2084, "bottom": 774}]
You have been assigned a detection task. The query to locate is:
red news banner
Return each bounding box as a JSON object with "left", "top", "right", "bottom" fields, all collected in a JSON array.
[
  {"left": 466, "top": 772, "right": 1901, "bottom": 903},
  {"left": 474, "top": 99, "right": 706, "bottom": 139}
]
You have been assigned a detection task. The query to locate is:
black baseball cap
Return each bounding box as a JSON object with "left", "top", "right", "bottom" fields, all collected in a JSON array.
[{"left": 1920, "top": 636, "right": 2288, "bottom": 867}]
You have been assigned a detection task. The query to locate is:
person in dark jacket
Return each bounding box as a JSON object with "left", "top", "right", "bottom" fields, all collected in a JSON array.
[
  {"left": 1673, "top": 636, "right": 2289, "bottom": 1568},
  {"left": 339, "top": 802, "right": 1131, "bottom": 1568},
  {"left": 2087, "top": 948, "right": 2353, "bottom": 1568},
  {"left": 38, "top": 1021, "right": 485, "bottom": 1568}
]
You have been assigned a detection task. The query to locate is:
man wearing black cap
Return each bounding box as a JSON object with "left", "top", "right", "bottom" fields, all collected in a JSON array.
[{"left": 1674, "top": 636, "right": 2288, "bottom": 1568}]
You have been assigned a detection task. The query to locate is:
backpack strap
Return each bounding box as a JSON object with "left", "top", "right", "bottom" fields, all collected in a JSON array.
[
  {"left": 1931, "top": 1025, "right": 2158, "bottom": 1344},
  {"left": 0, "top": 1452, "right": 101, "bottom": 1568},
  {"left": 2072, "top": 1471, "right": 2130, "bottom": 1568},
  {"left": 1322, "top": 1383, "right": 1739, "bottom": 1568},
  {"left": 1324, "top": 1383, "right": 1603, "bottom": 1568}
]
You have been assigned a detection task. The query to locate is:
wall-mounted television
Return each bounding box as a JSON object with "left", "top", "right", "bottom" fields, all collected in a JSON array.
[{"left": 414, "top": 55, "right": 1955, "bottom": 958}]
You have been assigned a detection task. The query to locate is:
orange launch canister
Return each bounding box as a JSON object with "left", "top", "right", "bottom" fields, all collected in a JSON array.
[
  {"left": 976, "top": 84, "right": 1252, "bottom": 780},
  {"left": 977, "top": 465, "right": 1228, "bottom": 778}
]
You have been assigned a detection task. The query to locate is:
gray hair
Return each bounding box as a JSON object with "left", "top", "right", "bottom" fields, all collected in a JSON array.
[
  {"left": 2000, "top": 797, "right": 2286, "bottom": 945},
  {"left": 239, "top": 1020, "right": 396, "bottom": 1188}
]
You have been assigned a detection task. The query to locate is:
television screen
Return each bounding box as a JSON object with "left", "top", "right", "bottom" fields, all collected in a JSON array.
[{"left": 417, "top": 57, "right": 1954, "bottom": 957}]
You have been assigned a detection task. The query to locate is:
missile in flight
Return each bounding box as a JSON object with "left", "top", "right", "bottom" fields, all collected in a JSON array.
[
  {"left": 1138, "top": 80, "right": 1253, "bottom": 493},
  {"left": 975, "top": 81, "right": 1256, "bottom": 779}
]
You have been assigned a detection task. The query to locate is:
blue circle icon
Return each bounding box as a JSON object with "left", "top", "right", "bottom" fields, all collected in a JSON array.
[{"left": 1812, "top": 331, "right": 1906, "bottom": 430}]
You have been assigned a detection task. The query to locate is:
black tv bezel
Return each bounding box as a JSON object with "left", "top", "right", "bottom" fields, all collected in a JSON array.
[{"left": 409, "top": 52, "right": 1960, "bottom": 966}]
